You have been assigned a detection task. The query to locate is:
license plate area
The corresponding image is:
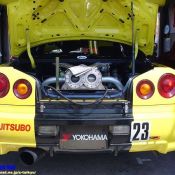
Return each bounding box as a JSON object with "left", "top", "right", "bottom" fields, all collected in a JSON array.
[{"left": 60, "top": 126, "right": 108, "bottom": 150}]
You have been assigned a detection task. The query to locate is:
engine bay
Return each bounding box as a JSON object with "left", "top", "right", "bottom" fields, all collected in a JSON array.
[{"left": 12, "top": 40, "right": 153, "bottom": 100}]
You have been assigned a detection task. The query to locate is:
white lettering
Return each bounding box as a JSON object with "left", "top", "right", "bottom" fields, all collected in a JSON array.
[{"left": 72, "top": 134, "right": 108, "bottom": 141}]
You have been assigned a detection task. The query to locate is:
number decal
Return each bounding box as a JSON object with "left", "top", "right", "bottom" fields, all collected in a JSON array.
[
  {"left": 130, "top": 122, "right": 150, "bottom": 141},
  {"left": 132, "top": 123, "right": 140, "bottom": 141}
]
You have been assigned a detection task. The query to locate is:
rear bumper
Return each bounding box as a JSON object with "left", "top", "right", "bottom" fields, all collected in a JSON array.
[
  {"left": 0, "top": 103, "right": 175, "bottom": 154},
  {"left": 35, "top": 117, "right": 132, "bottom": 151},
  {"left": 35, "top": 101, "right": 132, "bottom": 151}
]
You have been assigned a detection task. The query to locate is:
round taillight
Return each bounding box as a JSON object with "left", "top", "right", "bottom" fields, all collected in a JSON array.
[
  {"left": 136, "top": 80, "right": 155, "bottom": 99},
  {"left": 0, "top": 73, "right": 10, "bottom": 98},
  {"left": 158, "top": 73, "right": 175, "bottom": 98},
  {"left": 13, "top": 79, "right": 32, "bottom": 99}
]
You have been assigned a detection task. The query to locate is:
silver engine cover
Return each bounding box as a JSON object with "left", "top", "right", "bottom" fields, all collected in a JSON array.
[{"left": 62, "top": 65, "right": 105, "bottom": 90}]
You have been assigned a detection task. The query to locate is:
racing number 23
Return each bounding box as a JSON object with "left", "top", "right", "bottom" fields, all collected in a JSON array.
[{"left": 130, "top": 122, "right": 150, "bottom": 141}]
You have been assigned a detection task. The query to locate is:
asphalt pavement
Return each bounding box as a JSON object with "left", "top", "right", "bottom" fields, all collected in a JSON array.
[{"left": 0, "top": 151, "right": 175, "bottom": 175}]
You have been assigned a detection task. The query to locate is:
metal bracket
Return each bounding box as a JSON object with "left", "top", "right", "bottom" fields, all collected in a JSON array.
[
  {"left": 124, "top": 102, "right": 129, "bottom": 114},
  {"left": 40, "top": 104, "right": 46, "bottom": 113}
]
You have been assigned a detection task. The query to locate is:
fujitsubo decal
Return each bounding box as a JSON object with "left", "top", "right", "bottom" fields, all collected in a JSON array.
[
  {"left": 72, "top": 134, "right": 108, "bottom": 141},
  {"left": 0, "top": 123, "right": 31, "bottom": 132},
  {"left": 130, "top": 122, "right": 150, "bottom": 141}
]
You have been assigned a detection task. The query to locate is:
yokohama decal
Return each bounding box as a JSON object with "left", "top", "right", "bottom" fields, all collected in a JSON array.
[
  {"left": 0, "top": 123, "right": 31, "bottom": 132},
  {"left": 62, "top": 134, "right": 108, "bottom": 141},
  {"left": 72, "top": 134, "right": 108, "bottom": 141}
]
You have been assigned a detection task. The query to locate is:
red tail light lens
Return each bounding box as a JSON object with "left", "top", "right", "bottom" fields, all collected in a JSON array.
[
  {"left": 13, "top": 79, "right": 32, "bottom": 99},
  {"left": 0, "top": 73, "right": 10, "bottom": 98},
  {"left": 158, "top": 73, "right": 175, "bottom": 98},
  {"left": 136, "top": 80, "right": 155, "bottom": 99}
]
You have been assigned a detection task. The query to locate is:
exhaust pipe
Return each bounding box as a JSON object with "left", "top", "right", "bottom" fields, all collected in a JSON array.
[
  {"left": 42, "top": 77, "right": 124, "bottom": 91},
  {"left": 19, "top": 148, "right": 46, "bottom": 165}
]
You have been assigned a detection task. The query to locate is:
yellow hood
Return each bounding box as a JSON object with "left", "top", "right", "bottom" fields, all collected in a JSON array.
[{"left": 0, "top": 0, "right": 165, "bottom": 56}]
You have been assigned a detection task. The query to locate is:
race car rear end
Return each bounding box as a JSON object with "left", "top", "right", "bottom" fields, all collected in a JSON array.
[{"left": 1, "top": 0, "right": 175, "bottom": 165}]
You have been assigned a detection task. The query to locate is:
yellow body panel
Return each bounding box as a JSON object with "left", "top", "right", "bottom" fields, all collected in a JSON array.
[
  {"left": 131, "top": 67, "right": 175, "bottom": 153},
  {"left": 0, "top": 67, "right": 36, "bottom": 154},
  {"left": 0, "top": 106, "right": 36, "bottom": 154},
  {"left": 131, "top": 105, "right": 175, "bottom": 153},
  {"left": 0, "top": 0, "right": 165, "bottom": 56}
]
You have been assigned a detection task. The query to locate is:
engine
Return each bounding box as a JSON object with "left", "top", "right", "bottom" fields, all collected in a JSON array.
[
  {"left": 42, "top": 63, "right": 124, "bottom": 93},
  {"left": 62, "top": 65, "right": 105, "bottom": 90}
]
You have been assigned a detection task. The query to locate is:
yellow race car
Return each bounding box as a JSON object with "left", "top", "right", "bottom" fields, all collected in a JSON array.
[{"left": 0, "top": 0, "right": 174, "bottom": 165}]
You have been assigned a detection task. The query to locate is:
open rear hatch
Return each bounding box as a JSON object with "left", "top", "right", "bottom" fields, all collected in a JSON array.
[
  {"left": 0, "top": 0, "right": 165, "bottom": 104},
  {"left": 0, "top": 0, "right": 165, "bottom": 56}
]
